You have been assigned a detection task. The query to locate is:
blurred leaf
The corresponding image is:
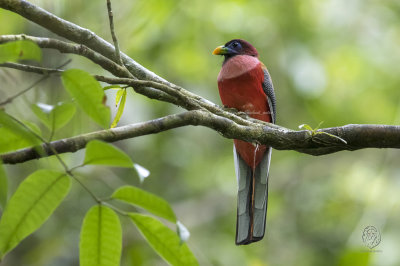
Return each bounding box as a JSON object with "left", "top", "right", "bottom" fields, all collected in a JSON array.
[
  {"left": 0, "top": 40, "right": 41, "bottom": 63},
  {"left": 0, "top": 170, "right": 70, "bottom": 258},
  {"left": 111, "top": 89, "right": 126, "bottom": 128},
  {"left": 61, "top": 69, "right": 110, "bottom": 128},
  {"left": 80, "top": 205, "right": 122, "bottom": 266},
  {"left": 0, "top": 161, "right": 7, "bottom": 210},
  {"left": 31, "top": 103, "right": 55, "bottom": 128},
  {"left": 338, "top": 249, "right": 371, "bottom": 266},
  {"left": 176, "top": 221, "right": 190, "bottom": 243},
  {"left": 51, "top": 102, "right": 76, "bottom": 130},
  {"left": 129, "top": 213, "right": 198, "bottom": 266},
  {"left": 112, "top": 186, "right": 176, "bottom": 222},
  {"left": 134, "top": 163, "right": 150, "bottom": 183},
  {"left": 84, "top": 140, "right": 133, "bottom": 167},
  {"left": 0, "top": 110, "right": 41, "bottom": 153},
  {"left": 32, "top": 102, "right": 76, "bottom": 131}
]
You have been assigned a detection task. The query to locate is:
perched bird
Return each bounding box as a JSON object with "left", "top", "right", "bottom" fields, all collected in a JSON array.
[{"left": 213, "top": 39, "right": 276, "bottom": 245}]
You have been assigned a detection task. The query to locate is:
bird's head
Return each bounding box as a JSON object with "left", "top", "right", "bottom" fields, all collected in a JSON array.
[{"left": 212, "top": 39, "right": 258, "bottom": 62}]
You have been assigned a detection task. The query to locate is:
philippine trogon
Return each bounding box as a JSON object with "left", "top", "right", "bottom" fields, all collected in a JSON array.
[{"left": 213, "top": 39, "right": 276, "bottom": 245}]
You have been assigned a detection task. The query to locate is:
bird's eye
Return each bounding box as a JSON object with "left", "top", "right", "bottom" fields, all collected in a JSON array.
[{"left": 232, "top": 42, "right": 238, "bottom": 48}]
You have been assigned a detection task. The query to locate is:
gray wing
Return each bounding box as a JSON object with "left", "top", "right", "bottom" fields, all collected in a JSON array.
[{"left": 262, "top": 68, "right": 276, "bottom": 123}]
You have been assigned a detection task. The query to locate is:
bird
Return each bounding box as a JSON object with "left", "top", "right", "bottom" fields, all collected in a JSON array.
[{"left": 213, "top": 39, "right": 276, "bottom": 245}]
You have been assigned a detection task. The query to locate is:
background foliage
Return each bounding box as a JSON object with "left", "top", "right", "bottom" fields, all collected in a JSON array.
[{"left": 1, "top": 0, "right": 400, "bottom": 265}]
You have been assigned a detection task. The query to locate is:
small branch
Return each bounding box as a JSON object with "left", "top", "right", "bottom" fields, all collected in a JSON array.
[
  {"left": 0, "top": 62, "right": 180, "bottom": 106},
  {"left": 106, "top": 0, "right": 122, "bottom": 65},
  {"left": 0, "top": 35, "right": 132, "bottom": 78},
  {"left": 0, "top": 62, "right": 63, "bottom": 75},
  {"left": 1, "top": 110, "right": 400, "bottom": 164},
  {"left": 0, "top": 59, "right": 71, "bottom": 106}
]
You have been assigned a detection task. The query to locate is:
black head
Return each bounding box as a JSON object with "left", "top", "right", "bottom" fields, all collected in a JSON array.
[{"left": 212, "top": 39, "right": 259, "bottom": 62}]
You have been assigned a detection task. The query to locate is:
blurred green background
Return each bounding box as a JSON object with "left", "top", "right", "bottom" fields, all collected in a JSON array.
[{"left": 1, "top": 0, "right": 400, "bottom": 265}]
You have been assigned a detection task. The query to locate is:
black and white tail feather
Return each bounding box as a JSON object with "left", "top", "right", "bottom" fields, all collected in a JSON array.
[{"left": 234, "top": 68, "right": 276, "bottom": 245}]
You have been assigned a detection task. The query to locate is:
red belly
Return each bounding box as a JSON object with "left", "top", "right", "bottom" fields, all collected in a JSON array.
[{"left": 218, "top": 66, "right": 271, "bottom": 167}]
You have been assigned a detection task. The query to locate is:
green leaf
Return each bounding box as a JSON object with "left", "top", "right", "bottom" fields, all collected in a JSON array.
[
  {"left": 115, "top": 89, "right": 125, "bottom": 107},
  {"left": 0, "top": 120, "right": 42, "bottom": 154},
  {"left": 0, "top": 170, "right": 70, "bottom": 258},
  {"left": 80, "top": 205, "right": 122, "bottom": 266},
  {"left": 32, "top": 102, "right": 76, "bottom": 130},
  {"left": 51, "top": 102, "right": 76, "bottom": 130},
  {"left": 315, "top": 121, "right": 324, "bottom": 131},
  {"left": 0, "top": 161, "right": 7, "bottom": 210},
  {"left": 112, "top": 186, "right": 176, "bottom": 222},
  {"left": 129, "top": 213, "right": 198, "bottom": 266},
  {"left": 338, "top": 249, "right": 371, "bottom": 266},
  {"left": 0, "top": 110, "right": 41, "bottom": 153},
  {"left": 61, "top": 69, "right": 110, "bottom": 128},
  {"left": 103, "top": 85, "right": 122, "bottom": 91},
  {"left": 31, "top": 103, "right": 54, "bottom": 128},
  {"left": 0, "top": 40, "right": 42, "bottom": 63},
  {"left": 111, "top": 89, "right": 126, "bottom": 128},
  {"left": 298, "top": 124, "right": 313, "bottom": 131},
  {"left": 84, "top": 140, "right": 133, "bottom": 167}
]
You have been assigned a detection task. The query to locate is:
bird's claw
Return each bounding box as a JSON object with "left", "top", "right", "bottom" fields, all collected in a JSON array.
[
  {"left": 223, "top": 107, "right": 239, "bottom": 113},
  {"left": 223, "top": 107, "right": 250, "bottom": 119}
]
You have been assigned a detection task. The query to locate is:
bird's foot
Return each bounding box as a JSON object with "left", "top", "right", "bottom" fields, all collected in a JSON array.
[
  {"left": 223, "top": 107, "right": 238, "bottom": 113},
  {"left": 223, "top": 107, "right": 250, "bottom": 119}
]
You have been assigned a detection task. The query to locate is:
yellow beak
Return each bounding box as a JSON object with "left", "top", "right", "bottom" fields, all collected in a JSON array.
[{"left": 212, "top": 45, "right": 227, "bottom": 55}]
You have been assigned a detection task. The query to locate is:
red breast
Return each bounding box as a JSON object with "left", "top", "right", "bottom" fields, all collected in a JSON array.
[{"left": 217, "top": 55, "right": 271, "bottom": 167}]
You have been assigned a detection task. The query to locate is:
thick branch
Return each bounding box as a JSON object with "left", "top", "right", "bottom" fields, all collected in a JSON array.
[{"left": 1, "top": 109, "right": 399, "bottom": 164}]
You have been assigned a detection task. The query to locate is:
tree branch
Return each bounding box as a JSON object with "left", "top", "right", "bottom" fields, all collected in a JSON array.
[
  {"left": 0, "top": 62, "right": 63, "bottom": 75},
  {"left": 0, "top": 0, "right": 161, "bottom": 81},
  {"left": 0, "top": 60, "right": 71, "bottom": 106},
  {"left": 1, "top": 108, "right": 400, "bottom": 164},
  {"left": 0, "top": 34, "right": 131, "bottom": 78},
  {"left": 0, "top": 62, "right": 181, "bottom": 106}
]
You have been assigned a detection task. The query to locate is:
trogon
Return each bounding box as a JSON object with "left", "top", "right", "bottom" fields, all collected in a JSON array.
[{"left": 213, "top": 39, "right": 276, "bottom": 245}]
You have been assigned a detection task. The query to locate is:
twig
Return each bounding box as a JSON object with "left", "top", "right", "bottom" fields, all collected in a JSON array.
[
  {"left": 106, "top": 0, "right": 122, "bottom": 65},
  {"left": 0, "top": 59, "right": 71, "bottom": 106},
  {"left": 0, "top": 35, "right": 132, "bottom": 78},
  {"left": 0, "top": 62, "right": 63, "bottom": 75},
  {"left": 0, "top": 62, "right": 180, "bottom": 106}
]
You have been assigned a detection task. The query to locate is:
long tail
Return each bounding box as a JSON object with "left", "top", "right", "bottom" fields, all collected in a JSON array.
[{"left": 234, "top": 146, "right": 271, "bottom": 245}]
